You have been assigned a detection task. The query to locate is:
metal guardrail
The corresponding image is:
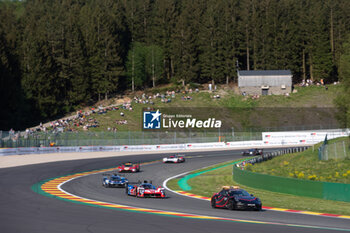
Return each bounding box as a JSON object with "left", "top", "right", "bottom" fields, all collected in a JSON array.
[{"left": 236, "top": 147, "right": 309, "bottom": 166}]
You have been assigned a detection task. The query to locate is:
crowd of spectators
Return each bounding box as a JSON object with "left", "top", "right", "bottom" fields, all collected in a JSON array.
[
  {"left": 24, "top": 103, "right": 132, "bottom": 133},
  {"left": 300, "top": 79, "right": 339, "bottom": 87},
  {"left": 15, "top": 87, "right": 202, "bottom": 135},
  {"left": 133, "top": 90, "right": 178, "bottom": 105}
]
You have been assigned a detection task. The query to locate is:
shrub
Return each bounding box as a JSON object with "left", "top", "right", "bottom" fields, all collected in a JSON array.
[{"left": 298, "top": 172, "right": 305, "bottom": 179}]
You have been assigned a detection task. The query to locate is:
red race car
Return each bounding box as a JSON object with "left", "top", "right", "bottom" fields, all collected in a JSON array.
[
  {"left": 117, "top": 162, "right": 140, "bottom": 173},
  {"left": 126, "top": 181, "right": 165, "bottom": 198}
]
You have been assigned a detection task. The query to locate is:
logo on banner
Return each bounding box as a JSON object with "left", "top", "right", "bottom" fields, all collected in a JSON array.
[{"left": 143, "top": 110, "right": 162, "bottom": 129}]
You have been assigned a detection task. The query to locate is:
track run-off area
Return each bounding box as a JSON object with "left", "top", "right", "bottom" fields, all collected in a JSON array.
[{"left": 1, "top": 149, "right": 350, "bottom": 233}]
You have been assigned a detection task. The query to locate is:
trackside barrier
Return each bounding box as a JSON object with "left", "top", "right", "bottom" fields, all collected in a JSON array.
[
  {"left": 2, "top": 128, "right": 348, "bottom": 156},
  {"left": 0, "top": 141, "right": 310, "bottom": 156},
  {"left": 233, "top": 148, "right": 350, "bottom": 202},
  {"left": 262, "top": 129, "right": 349, "bottom": 145}
]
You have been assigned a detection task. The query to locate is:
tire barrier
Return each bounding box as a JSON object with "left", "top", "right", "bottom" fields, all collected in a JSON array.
[{"left": 233, "top": 147, "right": 350, "bottom": 202}]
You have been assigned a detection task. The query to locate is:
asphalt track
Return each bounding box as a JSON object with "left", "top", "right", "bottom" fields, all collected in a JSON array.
[{"left": 0, "top": 150, "right": 349, "bottom": 233}]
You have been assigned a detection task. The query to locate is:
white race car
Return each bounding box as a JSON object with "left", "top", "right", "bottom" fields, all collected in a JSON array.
[{"left": 163, "top": 154, "right": 185, "bottom": 163}]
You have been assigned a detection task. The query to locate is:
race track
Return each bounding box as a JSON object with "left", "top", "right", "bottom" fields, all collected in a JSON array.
[{"left": 0, "top": 150, "right": 349, "bottom": 233}]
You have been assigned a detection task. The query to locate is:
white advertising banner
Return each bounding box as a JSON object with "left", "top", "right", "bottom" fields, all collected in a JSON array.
[{"left": 1, "top": 129, "right": 348, "bottom": 156}]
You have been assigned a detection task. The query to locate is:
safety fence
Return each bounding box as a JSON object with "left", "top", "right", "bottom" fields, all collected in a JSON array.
[
  {"left": 2, "top": 128, "right": 348, "bottom": 148},
  {"left": 0, "top": 130, "right": 262, "bottom": 148},
  {"left": 233, "top": 148, "right": 350, "bottom": 203},
  {"left": 318, "top": 140, "right": 350, "bottom": 161}
]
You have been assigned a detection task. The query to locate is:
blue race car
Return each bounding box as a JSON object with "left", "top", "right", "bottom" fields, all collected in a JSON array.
[{"left": 102, "top": 174, "right": 128, "bottom": 188}]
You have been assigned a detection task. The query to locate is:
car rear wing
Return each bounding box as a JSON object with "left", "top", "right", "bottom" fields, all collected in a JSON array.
[{"left": 127, "top": 180, "right": 152, "bottom": 185}]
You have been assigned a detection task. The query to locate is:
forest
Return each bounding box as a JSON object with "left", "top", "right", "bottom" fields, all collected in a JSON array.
[{"left": 1, "top": 0, "right": 350, "bottom": 130}]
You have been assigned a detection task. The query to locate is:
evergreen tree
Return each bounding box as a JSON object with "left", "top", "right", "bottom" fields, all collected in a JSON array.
[
  {"left": 145, "top": 45, "right": 164, "bottom": 87},
  {"left": 1, "top": 0, "right": 350, "bottom": 129},
  {"left": 125, "top": 42, "right": 147, "bottom": 89},
  {"left": 335, "top": 34, "right": 350, "bottom": 127}
]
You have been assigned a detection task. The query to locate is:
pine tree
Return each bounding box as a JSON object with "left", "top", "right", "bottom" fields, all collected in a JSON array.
[{"left": 335, "top": 34, "right": 350, "bottom": 127}]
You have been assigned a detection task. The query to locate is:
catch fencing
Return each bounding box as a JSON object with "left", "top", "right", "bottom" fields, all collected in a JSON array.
[
  {"left": 318, "top": 140, "right": 350, "bottom": 160},
  {"left": 0, "top": 130, "right": 262, "bottom": 148},
  {"left": 1, "top": 126, "right": 346, "bottom": 149}
]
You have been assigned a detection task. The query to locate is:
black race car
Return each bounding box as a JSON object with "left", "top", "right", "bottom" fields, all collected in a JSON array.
[
  {"left": 241, "top": 148, "right": 263, "bottom": 156},
  {"left": 211, "top": 186, "right": 262, "bottom": 211}
]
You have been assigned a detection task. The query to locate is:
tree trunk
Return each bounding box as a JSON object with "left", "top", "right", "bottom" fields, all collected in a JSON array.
[
  {"left": 309, "top": 54, "right": 314, "bottom": 81},
  {"left": 330, "top": 6, "right": 335, "bottom": 62},
  {"left": 164, "top": 58, "right": 169, "bottom": 80},
  {"left": 252, "top": 3, "right": 257, "bottom": 70},
  {"left": 302, "top": 48, "right": 306, "bottom": 82},
  {"left": 132, "top": 46, "right": 135, "bottom": 92},
  {"left": 152, "top": 47, "right": 155, "bottom": 88},
  {"left": 246, "top": 24, "right": 250, "bottom": 70},
  {"left": 170, "top": 57, "right": 174, "bottom": 78}
]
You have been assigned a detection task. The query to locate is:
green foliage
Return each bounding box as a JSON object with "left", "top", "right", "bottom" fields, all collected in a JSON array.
[
  {"left": 145, "top": 45, "right": 164, "bottom": 87},
  {"left": 1, "top": 0, "right": 350, "bottom": 129},
  {"left": 126, "top": 42, "right": 164, "bottom": 89},
  {"left": 335, "top": 34, "right": 350, "bottom": 127},
  {"left": 126, "top": 42, "right": 147, "bottom": 89}
]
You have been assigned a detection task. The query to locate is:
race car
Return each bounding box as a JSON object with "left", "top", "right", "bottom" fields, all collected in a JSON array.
[
  {"left": 117, "top": 162, "right": 140, "bottom": 173},
  {"left": 211, "top": 186, "right": 262, "bottom": 211},
  {"left": 102, "top": 174, "right": 128, "bottom": 188},
  {"left": 162, "top": 154, "right": 185, "bottom": 163},
  {"left": 126, "top": 181, "right": 165, "bottom": 198},
  {"left": 241, "top": 148, "right": 263, "bottom": 156}
]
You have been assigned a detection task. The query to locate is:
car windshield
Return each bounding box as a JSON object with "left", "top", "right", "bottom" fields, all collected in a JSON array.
[
  {"left": 141, "top": 184, "right": 155, "bottom": 189},
  {"left": 228, "top": 190, "right": 250, "bottom": 196},
  {"left": 124, "top": 163, "right": 132, "bottom": 167},
  {"left": 111, "top": 177, "right": 121, "bottom": 181}
]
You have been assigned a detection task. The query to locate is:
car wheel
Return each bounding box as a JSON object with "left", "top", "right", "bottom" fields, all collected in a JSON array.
[
  {"left": 211, "top": 199, "right": 217, "bottom": 208},
  {"left": 255, "top": 205, "right": 262, "bottom": 211},
  {"left": 226, "top": 200, "right": 235, "bottom": 210}
]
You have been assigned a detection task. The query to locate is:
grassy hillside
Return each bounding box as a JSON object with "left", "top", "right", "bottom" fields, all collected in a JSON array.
[
  {"left": 52, "top": 84, "right": 340, "bottom": 132},
  {"left": 246, "top": 137, "right": 350, "bottom": 183}
]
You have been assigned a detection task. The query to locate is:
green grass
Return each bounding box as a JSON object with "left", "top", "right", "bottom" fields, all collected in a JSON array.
[
  {"left": 256, "top": 85, "right": 338, "bottom": 108},
  {"left": 166, "top": 159, "right": 350, "bottom": 216},
  {"left": 246, "top": 137, "right": 350, "bottom": 183},
  {"left": 66, "top": 84, "right": 341, "bottom": 132}
]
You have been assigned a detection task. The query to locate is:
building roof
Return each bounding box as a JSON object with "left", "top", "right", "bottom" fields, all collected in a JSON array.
[
  {"left": 238, "top": 70, "right": 292, "bottom": 76},
  {"left": 238, "top": 70, "right": 292, "bottom": 87}
]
